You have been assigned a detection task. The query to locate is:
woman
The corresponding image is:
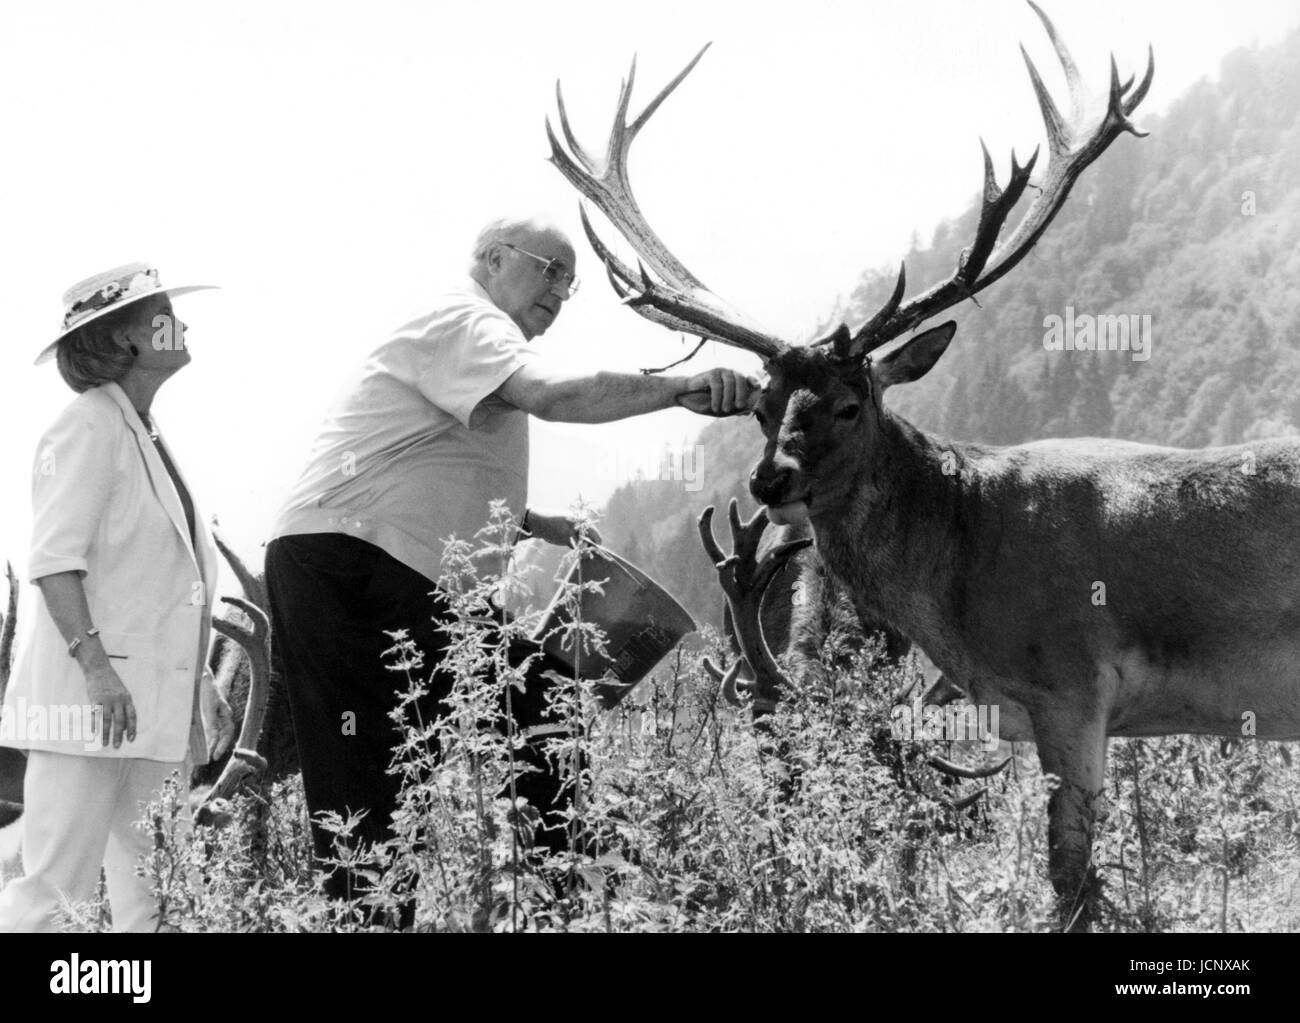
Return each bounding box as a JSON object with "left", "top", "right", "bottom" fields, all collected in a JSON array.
[{"left": 0, "top": 262, "right": 234, "bottom": 932}]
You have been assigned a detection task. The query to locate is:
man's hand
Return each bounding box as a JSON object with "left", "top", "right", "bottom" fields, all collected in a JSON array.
[
  {"left": 525, "top": 508, "right": 603, "bottom": 549},
  {"left": 86, "top": 666, "right": 137, "bottom": 749},
  {"left": 200, "top": 666, "right": 236, "bottom": 761},
  {"left": 677, "top": 368, "right": 761, "bottom": 416}
]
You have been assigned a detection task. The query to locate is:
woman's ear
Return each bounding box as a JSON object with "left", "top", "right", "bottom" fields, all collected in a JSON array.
[{"left": 110, "top": 323, "right": 139, "bottom": 357}]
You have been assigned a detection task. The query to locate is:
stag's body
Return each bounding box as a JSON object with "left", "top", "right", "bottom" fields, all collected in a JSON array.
[
  {"left": 782, "top": 377, "right": 1300, "bottom": 916},
  {"left": 813, "top": 405, "right": 1300, "bottom": 748}
]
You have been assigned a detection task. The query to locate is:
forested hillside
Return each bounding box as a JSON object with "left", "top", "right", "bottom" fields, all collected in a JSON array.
[{"left": 601, "top": 30, "right": 1300, "bottom": 631}]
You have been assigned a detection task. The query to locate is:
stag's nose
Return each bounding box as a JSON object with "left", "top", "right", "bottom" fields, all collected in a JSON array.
[{"left": 750, "top": 461, "right": 794, "bottom": 507}]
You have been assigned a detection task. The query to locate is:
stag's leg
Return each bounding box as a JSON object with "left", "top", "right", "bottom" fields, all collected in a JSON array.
[{"left": 1031, "top": 707, "right": 1108, "bottom": 932}]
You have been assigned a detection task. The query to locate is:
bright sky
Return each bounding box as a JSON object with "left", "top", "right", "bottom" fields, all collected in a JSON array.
[{"left": 1, "top": 0, "right": 1297, "bottom": 584}]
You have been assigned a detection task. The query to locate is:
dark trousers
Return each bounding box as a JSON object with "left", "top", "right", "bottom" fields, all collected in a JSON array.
[{"left": 264, "top": 533, "right": 578, "bottom": 906}]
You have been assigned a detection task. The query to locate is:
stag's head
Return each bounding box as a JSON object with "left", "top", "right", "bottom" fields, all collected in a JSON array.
[
  {"left": 750, "top": 322, "right": 955, "bottom": 525},
  {"left": 548, "top": 1, "right": 1151, "bottom": 526}
]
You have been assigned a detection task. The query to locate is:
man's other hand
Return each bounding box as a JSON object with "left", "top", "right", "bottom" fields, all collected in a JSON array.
[{"left": 525, "top": 509, "right": 602, "bottom": 549}]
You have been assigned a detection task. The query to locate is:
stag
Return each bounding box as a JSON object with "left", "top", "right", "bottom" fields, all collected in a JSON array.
[{"left": 539, "top": 5, "right": 1277, "bottom": 929}]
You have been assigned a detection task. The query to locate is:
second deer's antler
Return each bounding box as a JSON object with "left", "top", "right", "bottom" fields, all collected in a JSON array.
[
  {"left": 198, "top": 596, "right": 271, "bottom": 821},
  {"left": 698, "top": 499, "right": 812, "bottom": 713}
]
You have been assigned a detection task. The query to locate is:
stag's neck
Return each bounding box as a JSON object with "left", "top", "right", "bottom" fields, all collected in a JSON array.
[{"left": 810, "top": 409, "right": 987, "bottom": 649}]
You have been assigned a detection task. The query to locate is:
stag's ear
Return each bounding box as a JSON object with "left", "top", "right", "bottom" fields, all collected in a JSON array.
[{"left": 874, "top": 321, "right": 957, "bottom": 389}]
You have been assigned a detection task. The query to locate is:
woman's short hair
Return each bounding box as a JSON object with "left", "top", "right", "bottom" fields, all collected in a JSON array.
[{"left": 55, "top": 304, "right": 140, "bottom": 393}]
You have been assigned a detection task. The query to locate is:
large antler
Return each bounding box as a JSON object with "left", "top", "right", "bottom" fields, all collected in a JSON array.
[
  {"left": 833, "top": 1, "right": 1154, "bottom": 359},
  {"left": 698, "top": 499, "right": 812, "bottom": 713},
  {"left": 548, "top": 47, "right": 787, "bottom": 361}
]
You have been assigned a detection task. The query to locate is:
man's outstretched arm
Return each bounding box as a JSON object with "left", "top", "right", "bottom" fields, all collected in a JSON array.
[{"left": 496, "top": 363, "right": 758, "bottom": 423}]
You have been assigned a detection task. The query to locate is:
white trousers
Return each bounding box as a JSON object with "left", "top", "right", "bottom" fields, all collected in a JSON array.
[{"left": 0, "top": 751, "right": 186, "bottom": 933}]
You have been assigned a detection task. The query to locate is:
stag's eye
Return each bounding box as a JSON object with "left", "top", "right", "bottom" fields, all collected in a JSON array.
[{"left": 835, "top": 403, "right": 861, "bottom": 422}]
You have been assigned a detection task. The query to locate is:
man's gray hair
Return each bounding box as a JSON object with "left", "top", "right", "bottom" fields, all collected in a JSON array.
[{"left": 470, "top": 217, "right": 540, "bottom": 266}]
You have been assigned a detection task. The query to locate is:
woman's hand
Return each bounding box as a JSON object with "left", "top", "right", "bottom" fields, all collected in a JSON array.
[
  {"left": 524, "top": 508, "right": 602, "bottom": 549},
  {"left": 200, "top": 667, "right": 236, "bottom": 761},
  {"left": 36, "top": 572, "right": 139, "bottom": 749},
  {"left": 85, "top": 665, "right": 137, "bottom": 749}
]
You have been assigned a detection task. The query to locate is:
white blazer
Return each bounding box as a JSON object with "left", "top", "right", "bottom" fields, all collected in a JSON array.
[{"left": 1, "top": 382, "right": 215, "bottom": 763}]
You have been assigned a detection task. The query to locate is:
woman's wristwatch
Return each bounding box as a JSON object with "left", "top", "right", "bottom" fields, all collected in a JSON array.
[{"left": 67, "top": 626, "right": 101, "bottom": 658}]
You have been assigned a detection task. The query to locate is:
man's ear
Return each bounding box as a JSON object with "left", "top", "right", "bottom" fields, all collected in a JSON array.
[{"left": 874, "top": 321, "right": 957, "bottom": 389}]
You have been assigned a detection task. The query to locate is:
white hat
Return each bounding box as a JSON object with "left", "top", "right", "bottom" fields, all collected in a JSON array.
[{"left": 35, "top": 262, "right": 217, "bottom": 366}]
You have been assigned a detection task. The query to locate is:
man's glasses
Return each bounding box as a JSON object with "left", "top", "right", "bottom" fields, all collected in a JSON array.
[{"left": 501, "top": 243, "right": 580, "bottom": 298}]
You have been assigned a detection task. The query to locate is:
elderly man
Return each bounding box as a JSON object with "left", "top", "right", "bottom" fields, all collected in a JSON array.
[{"left": 265, "top": 217, "right": 755, "bottom": 908}]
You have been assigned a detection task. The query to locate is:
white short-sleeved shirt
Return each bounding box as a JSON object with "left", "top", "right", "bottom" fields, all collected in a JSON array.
[{"left": 270, "top": 280, "right": 535, "bottom": 583}]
